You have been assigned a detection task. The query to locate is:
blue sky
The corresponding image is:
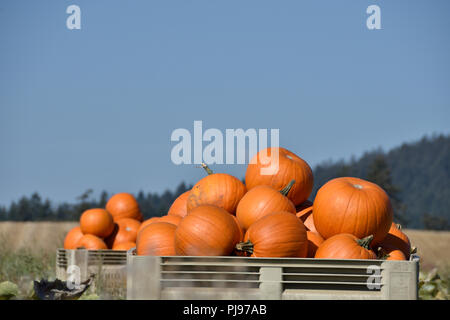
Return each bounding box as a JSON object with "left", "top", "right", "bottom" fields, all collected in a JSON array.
[{"left": 1, "top": 0, "right": 449, "bottom": 205}]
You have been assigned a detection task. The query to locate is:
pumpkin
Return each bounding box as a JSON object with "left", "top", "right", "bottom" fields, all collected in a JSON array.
[
  {"left": 231, "top": 215, "right": 244, "bottom": 242},
  {"left": 158, "top": 215, "right": 182, "bottom": 226},
  {"left": 106, "top": 192, "right": 142, "bottom": 222},
  {"left": 296, "top": 203, "right": 313, "bottom": 222},
  {"left": 105, "top": 218, "right": 141, "bottom": 248},
  {"left": 235, "top": 211, "right": 308, "bottom": 258},
  {"left": 236, "top": 180, "right": 296, "bottom": 230},
  {"left": 137, "top": 217, "right": 160, "bottom": 235},
  {"left": 314, "top": 233, "right": 377, "bottom": 260},
  {"left": 79, "top": 208, "right": 114, "bottom": 238},
  {"left": 175, "top": 205, "right": 241, "bottom": 256},
  {"left": 136, "top": 222, "right": 177, "bottom": 256},
  {"left": 76, "top": 234, "right": 108, "bottom": 250},
  {"left": 168, "top": 191, "right": 190, "bottom": 218},
  {"left": 313, "top": 177, "right": 393, "bottom": 245},
  {"left": 245, "top": 147, "right": 314, "bottom": 206},
  {"left": 63, "top": 226, "right": 84, "bottom": 249},
  {"left": 186, "top": 164, "right": 246, "bottom": 214},
  {"left": 377, "top": 223, "right": 411, "bottom": 259},
  {"left": 383, "top": 248, "right": 406, "bottom": 261},
  {"left": 113, "top": 241, "right": 136, "bottom": 251},
  {"left": 306, "top": 231, "right": 324, "bottom": 258},
  {"left": 303, "top": 213, "right": 318, "bottom": 233}
]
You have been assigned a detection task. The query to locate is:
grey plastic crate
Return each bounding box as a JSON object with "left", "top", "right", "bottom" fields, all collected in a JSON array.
[
  {"left": 126, "top": 253, "right": 419, "bottom": 300},
  {"left": 56, "top": 248, "right": 128, "bottom": 298}
]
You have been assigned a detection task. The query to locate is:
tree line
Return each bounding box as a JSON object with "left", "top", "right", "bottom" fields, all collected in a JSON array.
[{"left": 0, "top": 134, "right": 448, "bottom": 230}]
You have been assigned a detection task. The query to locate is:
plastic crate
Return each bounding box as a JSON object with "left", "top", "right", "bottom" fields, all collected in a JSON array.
[
  {"left": 56, "top": 248, "right": 128, "bottom": 298},
  {"left": 126, "top": 253, "right": 420, "bottom": 300}
]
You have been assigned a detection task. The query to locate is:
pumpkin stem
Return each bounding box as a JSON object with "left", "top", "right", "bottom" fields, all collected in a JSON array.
[
  {"left": 235, "top": 240, "right": 254, "bottom": 254},
  {"left": 280, "top": 180, "right": 295, "bottom": 196},
  {"left": 200, "top": 163, "right": 213, "bottom": 175},
  {"left": 356, "top": 235, "right": 374, "bottom": 250}
]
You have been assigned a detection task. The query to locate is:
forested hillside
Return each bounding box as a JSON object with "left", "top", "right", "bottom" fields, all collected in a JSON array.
[
  {"left": 1, "top": 134, "right": 448, "bottom": 229},
  {"left": 313, "top": 134, "right": 449, "bottom": 229}
]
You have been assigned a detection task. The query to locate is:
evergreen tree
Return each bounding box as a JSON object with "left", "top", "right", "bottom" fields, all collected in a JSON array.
[
  {"left": 366, "top": 154, "right": 409, "bottom": 226},
  {"left": 98, "top": 191, "right": 109, "bottom": 208}
]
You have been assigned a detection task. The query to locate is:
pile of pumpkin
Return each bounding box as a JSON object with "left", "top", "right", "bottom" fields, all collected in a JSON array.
[{"left": 63, "top": 147, "right": 412, "bottom": 260}]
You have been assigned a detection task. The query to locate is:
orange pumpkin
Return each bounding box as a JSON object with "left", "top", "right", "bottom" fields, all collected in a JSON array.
[
  {"left": 158, "top": 215, "right": 182, "bottom": 226},
  {"left": 377, "top": 223, "right": 411, "bottom": 259},
  {"left": 314, "top": 234, "right": 377, "bottom": 260},
  {"left": 306, "top": 231, "right": 324, "bottom": 258},
  {"left": 187, "top": 166, "right": 246, "bottom": 214},
  {"left": 137, "top": 217, "right": 161, "bottom": 235},
  {"left": 296, "top": 204, "right": 313, "bottom": 222},
  {"left": 113, "top": 241, "right": 136, "bottom": 251},
  {"left": 64, "top": 226, "right": 84, "bottom": 249},
  {"left": 383, "top": 248, "right": 406, "bottom": 261},
  {"left": 168, "top": 191, "right": 190, "bottom": 218},
  {"left": 245, "top": 147, "right": 314, "bottom": 206},
  {"left": 231, "top": 215, "right": 245, "bottom": 242},
  {"left": 313, "top": 177, "right": 393, "bottom": 246},
  {"left": 136, "top": 222, "right": 177, "bottom": 256},
  {"left": 106, "top": 192, "right": 142, "bottom": 222},
  {"left": 76, "top": 234, "right": 108, "bottom": 250},
  {"left": 235, "top": 212, "right": 308, "bottom": 258},
  {"left": 105, "top": 218, "right": 141, "bottom": 248},
  {"left": 79, "top": 208, "right": 114, "bottom": 238},
  {"left": 175, "top": 205, "right": 241, "bottom": 256},
  {"left": 236, "top": 180, "right": 296, "bottom": 230}
]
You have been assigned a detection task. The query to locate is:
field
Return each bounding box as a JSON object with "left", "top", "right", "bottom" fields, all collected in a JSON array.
[{"left": 0, "top": 222, "right": 449, "bottom": 299}]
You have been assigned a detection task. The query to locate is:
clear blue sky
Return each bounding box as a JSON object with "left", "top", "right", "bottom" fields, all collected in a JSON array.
[{"left": 1, "top": 0, "right": 449, "bottom": 206}]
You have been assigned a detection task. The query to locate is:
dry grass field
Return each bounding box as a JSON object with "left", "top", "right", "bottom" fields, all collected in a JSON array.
[{"left": 0, "top": 222, "right": 77, "bottom": 252}]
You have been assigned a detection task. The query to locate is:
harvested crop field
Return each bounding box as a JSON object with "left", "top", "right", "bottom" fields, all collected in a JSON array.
[{"left": 0, "top": 222, "right": 77, "bottom": 252}]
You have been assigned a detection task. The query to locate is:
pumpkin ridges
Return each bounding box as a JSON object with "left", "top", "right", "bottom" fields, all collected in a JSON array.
[
  {"left": 187, "top": 173, "right": 246, "bottom": 214},
  {"left": 175, "top": 205, "right": 240, "bottom": 256},
  {"left": 236, "top": 183, "right": 296, "bottom": 231},
  {"left": 313, "top": 177, "right": 393, "bottom": 246},
  {"left": 245, "top": 147, "right": 314, "bottom": 206},
  {"left": 237, "top": 211, "right": 308, "bottom": 258}
]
